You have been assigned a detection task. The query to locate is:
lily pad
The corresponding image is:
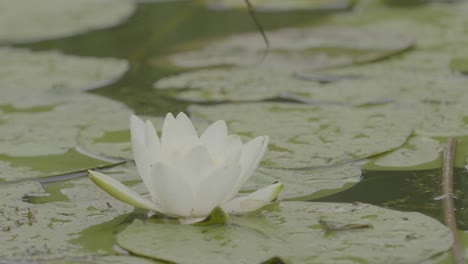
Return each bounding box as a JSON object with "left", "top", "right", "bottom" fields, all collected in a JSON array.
[
  {"left": 190, "top": 102, "right": 412, "bottom": 168},
  {"left": 117, "top": 202, "right": 452, "bottom": 263},
  {"left": 0, "top": 93, "right": 136, "bottom": 181},
  {"left": 243, "top": 164, "right": 362, "bottom": 200},
  {"left": 315, "top": 50, "right": 455, "bottom": 84},
  {"left": 0, "top": 0, "right": 135, "bottom": 44},
  {"left": 0, "top": 175, "right": 137, "bottom": 261},
  {"left": 0, "top": 150, "right": 117, "bottom": 183},
  {"left": 154, "top": 62, "right": 468, "bottom": 106},
  {"left": 0, "top": 47, "right": 128, "bottom": 108},
  {"left": 205, "top": 0, "right": 356, "bottom": 12},
  {"left": 300, "top": 50, "right": 468, "bottom": 103},
  {"left": 154, "top": 67, "right": 316, "bottom": 102},
  {"left": 413, "top": 103, "right": 468, "bottom": 137},
  {"left": 165, "top": 26, "right": 414, "bottom": 71},
  {"left": 365, "top": 136, "right": 442, "bottom": 171},
  {"left": 428, "top": 230, "right": 468, "bottom": 264},
  {"left": 0, "top": 164, "right": 166, "bottom": 263},
  {"left": 0, "top": 95, "right": 132, "bottom": 157},
  {"left": 302, "top": 76, "right": 468, "bottom": 106}
]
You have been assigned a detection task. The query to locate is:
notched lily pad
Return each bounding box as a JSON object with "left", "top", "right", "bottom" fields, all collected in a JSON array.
[
  {"left": 365, "top": 136, "right": 442, "bottom": 171},
  {"left": 205, "top": 0, "right": 356, "bottom": 12},
  {"left": 0, "top": 0, "right": 135, "bottom": 44},
  {"left": 164, "top": 26, "right": 414, "bottom": 71},
  {"left": 0, "top": 93, "right": 135, "bottom": 181},
  {"left": 190, "top": 102, "right": 412, "bottom": 168},
  {"left": 155, "top": 66, "right": 468, "bottom": 106},
  {"left": 117, "top": 202, "right": 452, "bottom": 263}
]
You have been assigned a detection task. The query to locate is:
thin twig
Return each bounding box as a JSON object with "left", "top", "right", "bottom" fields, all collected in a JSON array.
[
  {"left": 244, "top": 0, "right": 270, "bottom": 62},
  {"left": 442, "top": 137, "right": 464, "bottom": 264}
]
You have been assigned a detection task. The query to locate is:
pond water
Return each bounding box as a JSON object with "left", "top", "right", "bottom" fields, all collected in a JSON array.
[{"left": 2, "top": 0, "right": 468, "bottom": 263}]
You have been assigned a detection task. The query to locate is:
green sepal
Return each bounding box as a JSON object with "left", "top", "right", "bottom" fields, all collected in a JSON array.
[{"left": 193, "top": 207, "right": 229, "bottom": 226}]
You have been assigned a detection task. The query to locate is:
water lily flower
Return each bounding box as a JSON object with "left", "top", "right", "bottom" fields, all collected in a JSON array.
[{"left": 89, "top": 113, "right": 283, "bottom": 224}]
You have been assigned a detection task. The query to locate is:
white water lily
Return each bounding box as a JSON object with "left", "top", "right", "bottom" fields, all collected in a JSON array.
[{"left": 89, "top": 113, "right": 283, "bottom": 224}]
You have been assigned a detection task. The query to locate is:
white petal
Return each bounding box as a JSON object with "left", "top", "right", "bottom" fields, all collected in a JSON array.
[
  {"left": 239, "top": 136, "right": 269, "bottom": 185},
  {"left": 197, "top": 162, "right": 241, "bottom": 215},
  {"left": 151, "top": 162, "right": 198, "bottom": 218},
  {"left": 179, "top": 144, "right": 215, "bottom": 185},
  {"left": 130, "top": 115, "right": 153, "bottom": 195},
  {"left": 223, "top": 136, "right": 268, "bottom": 201},
  {"left": 145, "top": 120, "right": 161, "bottom": 202},
  {"left": 218, "top": 134, "right": 243, "bottom": 165},
  {"left": 222, "top": 182, "right": 284, "bottom": 214},
  {"left": 161, "top": 112, "right": 175, "bottom": 146},
  {"left": 88, "top": 170, "right": 162, "bottom": 212},
  {"left": 200, "top": 120, "right": 228, "bottom": 155},
  {"left": 145, "top": 120, "right": 160, "bottom": 160},
  {"left": 175, "top": 112, "right": 199, "bottom": 137},
  {"left": 161, "top": 112, "right": 198, "bottom": 154}
]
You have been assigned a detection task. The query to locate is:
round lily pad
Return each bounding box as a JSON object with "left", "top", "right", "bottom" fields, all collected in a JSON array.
[
  {"left": 189, "top": 102, "right": 412, "bottom": 168},
  {"left": 0, "top": 0, "right": 135, "bottom": 44},
  {"left": 0, "top": 93, "right": 135, "bottom": 181},
  {"left": 117, "top": 202, "right": 452, "bottom": 263},
  {"left": 205, "top": 0, "right": 355, "bottom": 12},
  {"left": 0, "top": 47, "right": 128, "bottom": 108},
  {"left": 0, "top": 94, "right": 132, "bottom": 157},
  {"left": 165, "top": 26, "right": 414, "bottom": 71},
  {"left": 243, "top": 164, "right": 362, "bottom": 200}
]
